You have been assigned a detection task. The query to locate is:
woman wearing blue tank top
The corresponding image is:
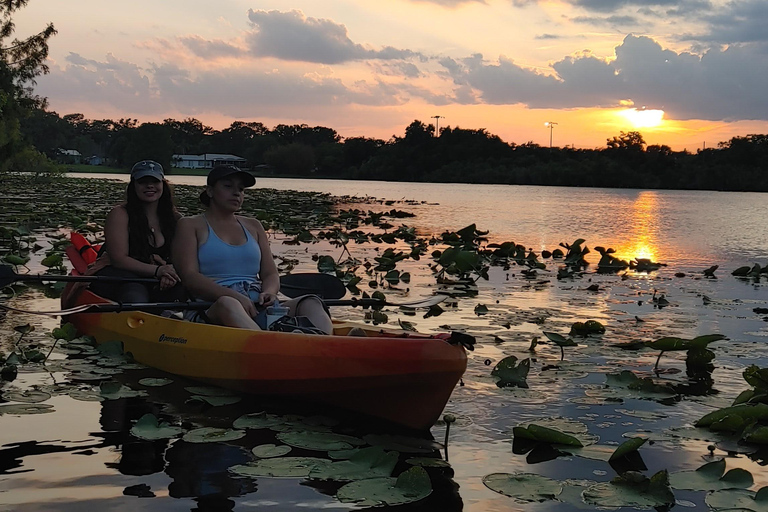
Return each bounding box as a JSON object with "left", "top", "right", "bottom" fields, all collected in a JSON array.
[{"left": 173, "top": 165, "right": 333, "bottom": 333}]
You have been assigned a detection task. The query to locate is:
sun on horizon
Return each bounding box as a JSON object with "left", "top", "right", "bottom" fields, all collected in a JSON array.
[{"left": 619, "top": 108, "right": 665, "bottom": 129}]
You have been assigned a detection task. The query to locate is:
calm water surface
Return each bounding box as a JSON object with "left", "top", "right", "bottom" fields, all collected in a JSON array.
[{"left": 1, "top": 174, "right": 767, "bottom": 511}]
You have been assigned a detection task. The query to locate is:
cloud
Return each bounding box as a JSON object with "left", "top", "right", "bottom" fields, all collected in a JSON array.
[
  {"left": 245, "top": 9, "right": 419, "bottom": 64},
  {"left": 177, "top": 35, "right": 246, "bottom": 59},
  {"left": 439, "top": 35, "right": 768, "bottom": 121},
  {"left": 571, "top": 15, "right": 641, "bottom": 26},
  {"left": 406, "top": 0, "right": 486, "bottom": 5},
  {"left": 688, "top": 0, "right": 768, "bottom": 43}
]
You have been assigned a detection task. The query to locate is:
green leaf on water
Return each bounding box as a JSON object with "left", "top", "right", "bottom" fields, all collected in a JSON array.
[
  {"left": 696, "top": 403, "right": 768, "bottom": 428},
  {"left": 13, "top": 324, "right": 34, "bottom": 335},
  {"left": 513, "top": 424, "right": 583, "bottom": 447},
  {"left": 229, "top": 457, "right": 331, "bottom": 478},
  {"left": 52, "top": 323, "right": 78, "bottom": 341},
  {"left": 4, "top": 254, "right": 30, "bottom": 266},
  {"left": 183, "top": 427, "right": 246, "bottom": 443},
  {"left": 706, "top": 487, "right": 768, "bottom": 511},
  {"left": 138, "top": 377, "right": 173, "bottom": 387},
  {"left": 0, "top": 403, "right": 54, "bottom": 415},
  {"left": 474, "top": 304, "right": 489, "bottom": 315},
  {"left": 337, "top": 466, "right": 432, "bottom": 507},
  {"left": 184, "top": 386, "right": 235, "bottom": 397},
  {"left": 276, "top": 431, "right": 365, "bottom": 451},
  {"left": 309, "top": 446, "right": 399, "bottom": 481},
  {"left": 483, "top": 472, "right": 562, "bottom": 502},
  {"left": 609, "top": 437, "right": 647, "bottom": 460},
  {"left": 186, "top": 395, "right": 242, "bottom": 407},
  {"left": 1, "top": 389, "right": 51, "bottom": 403},
  {"left": 583, "top": 470, "right": 675, "bottom": 509},
  {"left": 130, "top": 413, "right": 184, "bottom": 441},
  {"left": 41, "top": 253, "right": 63, "bottom": 267},
  {"left": 233, "top": 412, "right": 283, "bottom": 430},
  {"left": 252, "top": 444, "right": 292, "bottom": 458},
  {"left": 317, "top": 255, "right": 337, "bottom": 273},
  {"left": 491, "top": 356, "right": 530, "bottom": 388}
]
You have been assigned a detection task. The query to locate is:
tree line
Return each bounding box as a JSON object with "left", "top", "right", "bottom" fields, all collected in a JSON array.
[{"left": 3, "top": 2, "right": 767, "bottom": 191}]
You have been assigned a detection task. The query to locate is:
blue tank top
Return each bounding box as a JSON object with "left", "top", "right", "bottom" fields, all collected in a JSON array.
[{"left": 198, "top": 217, "right": 262, "bottom": 287}]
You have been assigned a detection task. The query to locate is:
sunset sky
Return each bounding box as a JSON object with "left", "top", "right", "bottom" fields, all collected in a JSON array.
[{"left": 14, "top": 0, "right": 768, "bottom": 151}]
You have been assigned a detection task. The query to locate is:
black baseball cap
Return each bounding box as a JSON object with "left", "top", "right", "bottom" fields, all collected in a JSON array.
[{"left": 199, "top": 165, "right": 256, "bottom": 205}]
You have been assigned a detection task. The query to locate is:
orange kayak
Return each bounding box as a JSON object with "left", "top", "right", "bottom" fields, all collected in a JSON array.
[{"left": 64, "top": 288, "right": 467, "bottom": 430}]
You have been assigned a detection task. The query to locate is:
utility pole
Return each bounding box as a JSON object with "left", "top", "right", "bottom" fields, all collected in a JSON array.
[
  {"left": 544, "top": 121, "right": 557, "bottom": 148},
  {"left": 431, "top": 115, "right": 444, "bottom": 137}
]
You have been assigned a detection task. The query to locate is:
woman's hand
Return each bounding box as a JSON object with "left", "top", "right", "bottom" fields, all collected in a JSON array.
[
  {"left": 257, "top": 292, "right": 278, "bottom": 307},
  {"left": 234, "top": 293, "right": 258, "bottom": 317},
  {"left": 155, "top": 264, "right": 180, "bottom": 290}
]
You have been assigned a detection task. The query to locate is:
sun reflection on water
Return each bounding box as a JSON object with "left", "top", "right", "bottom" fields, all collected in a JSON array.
[{"left": 612, "top": 191, "right": 660, "bottom": 264}]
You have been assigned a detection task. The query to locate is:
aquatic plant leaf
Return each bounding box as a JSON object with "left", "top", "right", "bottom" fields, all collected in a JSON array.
[
  {"left": 316, "top": 255, "right": 337, "bottom": 273},
  {"left": 309, "top": 446, "right": 398, "bottom": 481},
  {"left": 4, "top": 254, "right": 30, "bottom": 266},
  {"left": 647, "top": 337, "right": 688, "bottom": 351},
  {"left": 491, "top": 356, "right": 530, "bottom": 388},
  {"left": 482, "top": 472, "right": 562, "bottom": 502},
  {"left": 670, "top": 459, "right": 753, "bottom": 490},
  {"left": 233, "top": 412, "right": 282, "bottom": 429},
  {"left": 123, "top": 483, "right": 154, "bottom": 498},
  {"left": 690, "top": 334, "right": 727, "bottom": 348},
  {"left": 583, "top": 470, "right": 674, "bottom": 509},
  {"left": 252, "top": 444, "right": 292, "bottom": 458},
  {"left": 696, "top": 403, "right": 768, "bottom": 428},
  {"left": 41, "top": 253, "right": 63, "bottom": 267},
  {"left": 186, "top": 395, "right": 241, "bottom": 407},
  {"left": 230, "top": 457, "right": 331, "bottom": 478},
  {"left": 130, "top": 413, "right": 184, "bottom": 441},
  {"left": 706, "top": 488, "right": 768, "bottom": 511},
  {"left": 406, "top": 457, "right": 451, "bottom": 468},
  {"left": 542, "top": 332, "right": 577, "bottom": 347},
  {"left": 183, "top": 427, "right": 246, "bottom": 443},
  {"left": 67, "top": 389, "right": 104, "bottom": 402},
  {"left": 138, "top": 377, "right": 173, "bottom": 387},
  {"left": 0, "top": 403, "right": 54, "bottom": 415},
  {"left": 744, "top": 365, "right": 768, "bottom": 391},
  {"left": 96, "top": 340, "right": 124, "bottom": 356},
  {"left": 337, "top": 466, "right": 432, "bottom": 506},
  {"left": 276, "top": 431, "right": 364, "bottom": 451},
  {"left": 743, "top": 425, "right": 768, "bottom": 444},
  {"left": 14, "top": 324, "right": 34, "bottom": 334},
  {"left": 732, "top": 266, "right": 751, "bottom": 276},
  {"left": 1, "top": 389, "right": 51, "bottom": 403},
  {"left": 474, "top": 304, "right": 489, "bottom": 315},
  {"left": 51, "top": 323, "right": 78, "bottom": 341},
  {"left": 609, "top": 437, "right": 647, "bottom": 461},
  {"left": 513, "top": 424, "right": 583, "bottom": 447}
]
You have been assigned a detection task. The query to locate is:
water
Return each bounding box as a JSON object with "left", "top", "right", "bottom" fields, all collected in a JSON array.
[
  {"left": 2, "top": 174, "right": 768, "bottom": 511},
  {"left": 74, "top": 173, "right": 768, "bottom": 267}
]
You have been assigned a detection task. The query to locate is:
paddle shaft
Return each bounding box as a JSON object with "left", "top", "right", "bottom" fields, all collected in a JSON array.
[{"left": 1, "top": 266, "right": 346, "bottom": 300}]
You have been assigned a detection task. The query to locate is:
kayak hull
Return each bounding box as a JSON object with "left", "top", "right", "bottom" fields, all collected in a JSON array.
[{"left": 66, "top": 290, "right": 467, "bottom": 431}]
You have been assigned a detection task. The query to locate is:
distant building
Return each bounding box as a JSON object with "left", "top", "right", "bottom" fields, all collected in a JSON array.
[
  {"left": 56, "top": 149, "right": 82, "bottom": 164},
  {"left": 172, "top": 154, "right": 247, "bottom": 169},
  {"left": 85, "top": 155, "right": 104, "bottom": 166}
]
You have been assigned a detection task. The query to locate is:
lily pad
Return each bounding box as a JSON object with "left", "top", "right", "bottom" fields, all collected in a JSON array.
[
  {"left": 582, "top": 470, "right": 675, "bottom": 510},
  {"left": 483, "top": 472, "right": 562, "bottom": 502},
  {"left": 229, "top": 457, "right": 331, "bottom": 478},
  {"left": 51, "top": 323, "right": 78, "bottom": 341},
  {"left": 609, "top": 437, "right": 647, "bottom": 461},
  {"left": 513, "top": 424, "right": 583, "bottom": 447},
  {"left": 670, "top": 459, "right": 754, "bottom": 491},
  {"left": 337, "top": 466, "right": 432, "bottom": 507},
  {"left": 491, "top": 356, "right": 530, "bottom": 388},
  {"left": 130, "top": 413, "right": 184, "bottom": 441},
  {"left": 706, "top": 487, "right": 768, "bottom": 511},
  {"left": 233, "top": 412, "right": 283, "bottom": 430},
  {"left": 182, "top": 427, "right": 246, "bottom": 443},
  {"left": 276, "top": 431, "right": 365, "bottom": 451},
  {"left": 0, "top": 403, "right": 55, "bottom": 415},
  {"left": 138, "top": 378, "right": 173, "bottom": 387},
  {"left": 310, "top": 446, "right": 399, "bottom": 481},
  {"left": 252, "top": 444, "right": 292, "bottom": 458},
  {"left": 2, "top": 389, "right": 52, "bottom": 403}
]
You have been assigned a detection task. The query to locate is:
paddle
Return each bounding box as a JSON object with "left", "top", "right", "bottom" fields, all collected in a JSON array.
[
  {"left": 0, "top": 265, "right": 346, "bottom": 300},
  {"left": 0, "top": 295, "right": 447, "bottom": 317}
]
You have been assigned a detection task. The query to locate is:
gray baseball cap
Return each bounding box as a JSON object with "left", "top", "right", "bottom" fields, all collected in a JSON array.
[{"left": 131, "top": 160, "right": 164, "bottom": 181}]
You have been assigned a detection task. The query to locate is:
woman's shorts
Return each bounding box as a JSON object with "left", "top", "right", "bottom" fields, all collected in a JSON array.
[{"left": 184, "top": 280, "right": 272, "bottom": 329}]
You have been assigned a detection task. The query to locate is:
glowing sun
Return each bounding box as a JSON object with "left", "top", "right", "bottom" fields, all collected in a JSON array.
[{"left": 620, "top": 108, "right": 665, "bottom": 128}]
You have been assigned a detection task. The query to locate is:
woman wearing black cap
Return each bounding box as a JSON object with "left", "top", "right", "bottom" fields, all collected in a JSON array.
[
  {"left": 89, "top": 160, "right": 183, "bottom": 303},
  {"left": 173, "top": 164, "right": 333, "bottom": 333}
]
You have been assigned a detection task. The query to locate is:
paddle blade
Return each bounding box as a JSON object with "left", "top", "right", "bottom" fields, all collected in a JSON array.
[{"left": 279, "top": 273, "right": 347, "bottom": 299}]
